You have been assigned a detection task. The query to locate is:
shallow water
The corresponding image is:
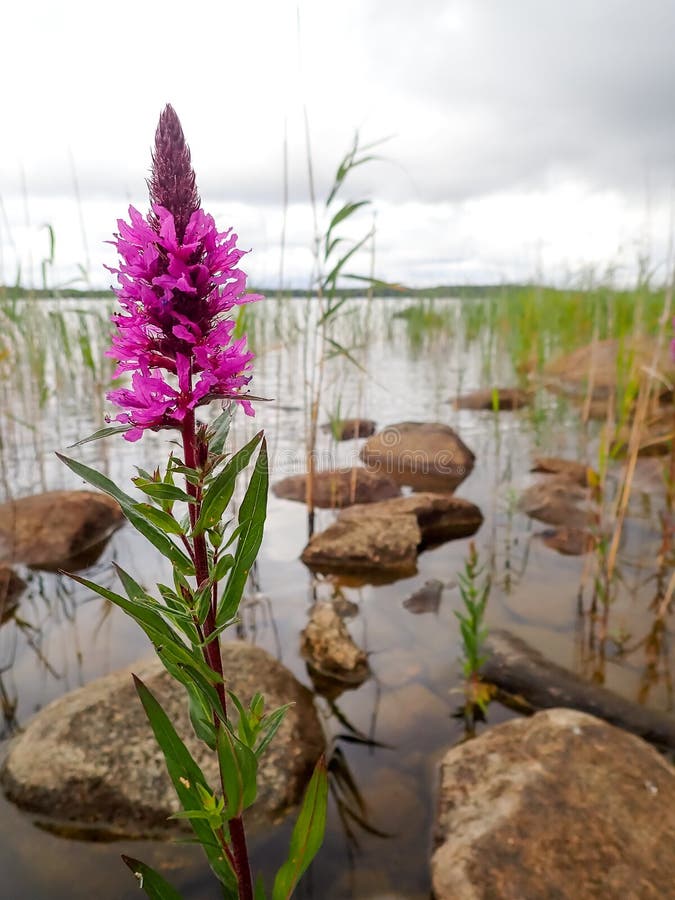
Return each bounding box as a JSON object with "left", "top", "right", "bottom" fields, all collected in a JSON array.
[{"left": 0, "top": 296, "right": 671, "bottom": 899}]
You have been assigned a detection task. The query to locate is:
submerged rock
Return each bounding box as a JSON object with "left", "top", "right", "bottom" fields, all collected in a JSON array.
[
  {"left": 302, "top": 493, "right": 483, "bottom": 579},
  {"left": 403, "top": 578, "right": 444, "bottom": 614},
  {"left": 300, "top": 601, "right": 370, "bottom": 690},
  {"left": 1, "top": 643, "right": 325, "bottom": 839},
  {"left": 530, "top": 456, "right": 592, "bottom": 487},
  {"left": 360, "top": 422, "right": 475, "bottom": 491},
  {"left": 432, "top": 709, "right": 675, "bottom": 900},
  {"left": 538, "top": 526, "right": 595, "bottom": 556},
  {"left": 519, "top": 475, "right": 593, "bottom": 529},
  {"left": 321, "top": 418, "right": 377, "bottom": 440},
  {"left": 0, "top": 491, "right": 124, "bottom": 571},
  {"left": 272, "top": 467, "right": 400, "bottom": 508},
  {"left": 454, "top": 387, "right": 530, "bottom": 411}
]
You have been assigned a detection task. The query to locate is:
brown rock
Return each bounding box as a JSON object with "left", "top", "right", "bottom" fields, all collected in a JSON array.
[
  {"left": 300, "top": 601, "right": 370, "bottom": 688},
  {"left": 432, "top": 709, "right": 675, "bottom": 900},
  {"left": 360, "top": 422, "right": 475, "bottom": 491},
  {"left": 454, "top": 388, "right": 530, "bottom": 411},
  {"left": 321, "top": 418, "right": 377, "bottom": 440},
  {"left": 339, "top": 492, "right": 483, "bottom": 546},
  {"left": 543, "top": 337, "right": 675, "bottom": 402},
  {"left": 612, "top": 405, "right": 674, "bottom": 457},
  {"left": 519, "top": 476, "right": 593, "bottom": 529},
  {"left": 1, "top": 643, "right": 325, "bottom": 838},
  {"left": 301, "top": 515, "right": 420, "bottom": 578},
  {"left": 0, "top": 491, "right": 124, "bottom": 571},
  {"left": 531, "top": 456, "right": 593, "bottom": 487},
  {"left": 538, "top": 526, "right": 595, "bottom": 556},
  {"left": 272, "top": 467, "right": 400, "bottom": 508}
]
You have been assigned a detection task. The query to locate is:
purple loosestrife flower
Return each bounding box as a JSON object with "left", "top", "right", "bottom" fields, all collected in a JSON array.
[{"left": 106, "top": 105, "right": 261, "bottom": 441}]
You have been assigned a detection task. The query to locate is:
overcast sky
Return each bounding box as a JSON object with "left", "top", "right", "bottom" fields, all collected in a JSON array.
[{"left": 2, "top": 0, "right": 675, "bottom": 289}]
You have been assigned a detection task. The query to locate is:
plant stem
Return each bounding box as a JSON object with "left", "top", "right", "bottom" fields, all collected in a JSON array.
[{"left": 181, "top": 408, "right": 254, "bottom": 900}]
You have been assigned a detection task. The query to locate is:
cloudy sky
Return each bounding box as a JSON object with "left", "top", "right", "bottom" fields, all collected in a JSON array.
[{"left": 2, "top": 0, "right": 675, "bottom": 289}]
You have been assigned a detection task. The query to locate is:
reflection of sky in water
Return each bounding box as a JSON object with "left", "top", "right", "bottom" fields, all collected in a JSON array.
[{"left": 0, "top": 297, "right": 670, "bottom": 899}]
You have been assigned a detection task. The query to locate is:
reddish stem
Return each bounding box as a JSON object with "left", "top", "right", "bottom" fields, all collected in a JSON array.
[{"left": 181, "top": 408, "right": 253, "bottom": 900}]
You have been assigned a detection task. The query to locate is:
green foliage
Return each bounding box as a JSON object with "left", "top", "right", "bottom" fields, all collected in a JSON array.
[
  {"left": 122, "top": 856, "right": 185, "bottom": 899},
  {"left": 455, "top": 543, "right": 491, "bottom": 713},
  {"left": 272, "top": 757, "right": 329, "bottom": 900}
]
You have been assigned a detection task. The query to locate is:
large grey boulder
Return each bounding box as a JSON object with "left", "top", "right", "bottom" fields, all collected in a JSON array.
[
  {"left": 432, "top": 709, "right": 675, "bottom": 900},
  {"left": 1, "top": 642, "right": 325, "bottom": 839},
  {"left": 360, "top": 422, "right": 475, "bottom": 491},
  {"left": 0, "top": 490, "right": 124, "bottom": 571}
]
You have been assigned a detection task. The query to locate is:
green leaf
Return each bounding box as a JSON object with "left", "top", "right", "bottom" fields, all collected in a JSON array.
[
  {"left": 122, "top": 856, "right": 185, "bottom": 900},
  {"left": 133, "top": 503, "right": 186, "bottom": 535},
  {"left": 217, "top": 439, "right": 269, "bottom": 626},
  {"left": 324, "top": 200, "right": 370, "bottom": 259},
  {"left": 216, "top": 723, "right": 258, "bottom": 819},
  {"left": 254, "top": 875, "right": 268, "bottom": 900},
  {"left": 193, "top": 431, "right": 263, "bottom": 536},
  {"left": 56, "top": 453, "right": 194, "bottom": 575},
  {"left": 255, "top": 705, "right": 291, "bottom": 759},
  {"left": 133, "top": 677, "right": 237, "bottom": 892},
  {"left": 68, "top": 424, "right": 132, "bottom": 447},
  {"left": 322, "top": 230, "right": 372, "bottom": 291},
  {"left": 134, "top": 481, "right": 195, "bottom": 504},
  {"left": 208, "top": 405, "right": 234, "bottom": 456},
  {"left": 272, "top": 757, "right": 328, "bottom": 900}
]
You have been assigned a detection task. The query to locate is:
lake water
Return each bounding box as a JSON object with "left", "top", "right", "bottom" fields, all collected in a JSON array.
[{"left": 0, "top": 296, "right": 670, "bottom": 899}]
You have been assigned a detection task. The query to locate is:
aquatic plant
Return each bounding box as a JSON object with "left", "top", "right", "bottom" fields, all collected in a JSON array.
[
  {"left": 58, "top": 105, "right": 327, "bottom": 900},
  {"left": 455, "top": 542, "right": 492, "bottom": 715}
]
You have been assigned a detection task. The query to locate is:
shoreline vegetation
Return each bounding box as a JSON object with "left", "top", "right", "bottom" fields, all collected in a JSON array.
[{"left": 0, "top": 282, "right": 672, "bottom": 302}]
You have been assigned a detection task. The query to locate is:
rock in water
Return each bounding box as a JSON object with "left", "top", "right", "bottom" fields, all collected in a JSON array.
[
  {"left": 272, "top": 467, "right": 400, "bottom": 508},
  {"left": 432, "top": 709, "right": 675, "bottom": 900},
  {"left": 300, "top": 601, "right": 370, "bottom": 688},
  {"left": 360, "top": 422, "right": 475, "bottom": 491},
  {"left": 321, "top": 418, "right": 377, "bottom": 440},
  {"left": 0, "top": 491, "right": 124, "bottom": 571},
  {"left": 403, "top": 578, "right": 444, "bottom": 614},
  {"left": 1, "top": 643, "right": 325, "bottom": 839},
  {"left": 518, "top": 475, "right": 593, "bottom": 529},
  {"left": 301, "top": 493, "right": 483, "bottom": 579},
  {"left": 454, "top": 388, "right": 530, "bottom": 410}
]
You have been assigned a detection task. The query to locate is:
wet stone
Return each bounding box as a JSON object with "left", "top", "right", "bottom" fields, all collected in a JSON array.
[
  {"left": 360, "top": 422, "right": 475, "bottom": 491},
  {"left": 272, "top": 467, "right": 400, "bottom": 508},
  {"left": 0, "top": 491, "right": 124, "bottom": 571},
  {"left": 300, "top": 601, "right": 370, "bottom": 687},
  {"left": 432, "top": 708, "right": 675, "bottom": 900},
  {"left": 0, "top": 565, "right": 26, "bottom": 623},
  {"left": 1, "top": 643, "right": 325, "bottom": 839},
  {"left": 518, "top": 475, "right": 593, "bottom": 529},
  {"left": 321, "top": 417, "right": 377, "bottom": 440},
  {"left": 454, "top": 387, "right": 530, "bottom": 411}
]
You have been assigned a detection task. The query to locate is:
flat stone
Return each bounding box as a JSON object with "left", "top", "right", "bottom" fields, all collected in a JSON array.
[
  {"left": 360, "top": 422, "right": 475, "bottom": 491},
  {"left": 519, "top": 476, "right": 593, "bottom": 529},
  {"left": 272, "top": 467, "right": 400, "bottom": 508},
  {"left": 301, "top": 515, "right": 420, "bottom": 578},
  {"left": 538, "top": 526, "right": 595, "bottom": 556},
  {"left": 300, "top": 601, "right": 370, "bottom": 687},
  {"left": 454, "top": 388, "right": 530, "bottom": 411},
  {"left": 0, "top": 491, "right": 124, "bottom": 571},
  {"left": 403, "top": 578, "right": 444, "bottom": 614},
  {"left": 301, "top": 493, "right": 483, "bottom": 579},
  {"left": 321, "top": 418, "right": 377, "bottom": 440},
  {"left": 531, "top": 456, "right": 593, "bottom": 487},
  {"left": 340, "top": 493, "right": 483, "bottom": 545},
  {"left": 1, "top": 643, "right": 325, "bottom": 839},
  {"left": 432, "top": 709, "right": 675, "bottom": 900}
]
